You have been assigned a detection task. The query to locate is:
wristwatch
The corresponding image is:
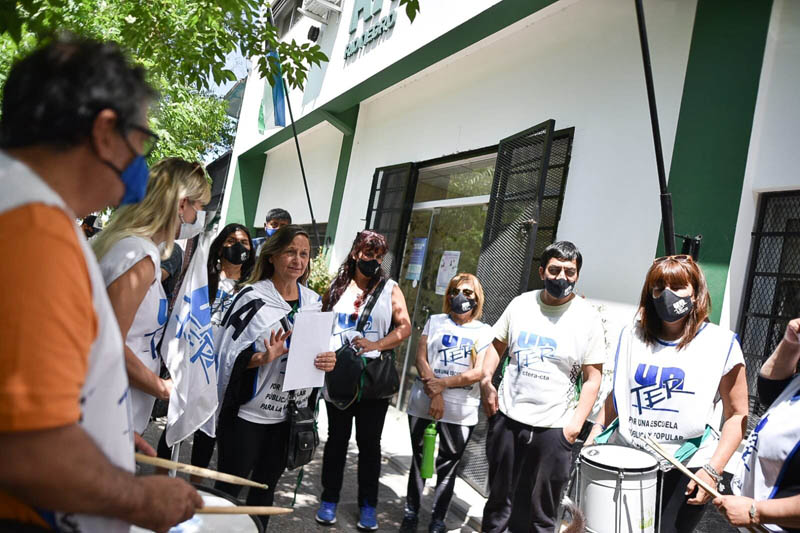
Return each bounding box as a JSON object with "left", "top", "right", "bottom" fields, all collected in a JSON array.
[{"left": 749, "top": 501, "right": 758, "bottom": 524}]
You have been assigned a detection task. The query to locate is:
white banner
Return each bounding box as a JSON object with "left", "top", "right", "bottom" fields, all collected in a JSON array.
[{"left": 163, "top": 232, "right": 217, "bottom": 447}]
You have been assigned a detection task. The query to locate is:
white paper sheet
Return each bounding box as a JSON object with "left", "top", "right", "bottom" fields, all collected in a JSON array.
[{"left": 282, "top": 311, "right": 335, "bottom": 392}]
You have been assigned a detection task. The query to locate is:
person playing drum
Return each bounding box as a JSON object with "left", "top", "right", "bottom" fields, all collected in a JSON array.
[{"left": 588, "top": 254, "right": 749, "bottom": 532}]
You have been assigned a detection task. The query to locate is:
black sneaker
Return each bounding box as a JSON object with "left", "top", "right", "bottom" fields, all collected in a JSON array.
[
  {"left": 428, "top": 518, "right": 446, "bottom": 533},
  {"left": 399, "top": 511, "right": 418, "bottom": 532}
]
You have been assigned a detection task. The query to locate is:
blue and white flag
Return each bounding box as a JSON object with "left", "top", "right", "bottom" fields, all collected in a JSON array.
[
  {"left": 163, "top": 232, "right": 217, "bottom": 447},
  {"left": 257, "top": 51, "right": 286, "bottom": 133}
]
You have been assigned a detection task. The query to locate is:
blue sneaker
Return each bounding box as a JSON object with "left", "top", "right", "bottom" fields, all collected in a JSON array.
[
  {"left": 357, "top": 503, "right": 378, "bottom": 531},
  {"left": 315, "top": 500, "right": 337, "bottom": 525}
]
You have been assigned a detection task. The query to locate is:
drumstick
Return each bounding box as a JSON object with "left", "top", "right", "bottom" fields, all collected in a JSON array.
[
  {"left": 197, "top": 506, "right": 293, "bottom": 516},
  {"left": 644, "top": 437, "right": 770, "bottom": 533},
  {"left": 134, "top": 453, "right": 268, "bottom": 490}
]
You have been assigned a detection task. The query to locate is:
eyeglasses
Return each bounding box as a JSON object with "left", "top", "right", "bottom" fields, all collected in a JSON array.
[
  {"left": 127, "top": 124, "right": 159, "bottom": 157},
  {"left": 653, "top": 254, "right": 693, "bottom": 264},
  {"left": 448, "top": 287, "right": 475, "bottom": 298}
]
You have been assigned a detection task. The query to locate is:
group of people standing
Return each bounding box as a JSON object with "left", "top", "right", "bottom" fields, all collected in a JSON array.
[{"left": 1, "top": 34, "right": 799, "bottom": 533}]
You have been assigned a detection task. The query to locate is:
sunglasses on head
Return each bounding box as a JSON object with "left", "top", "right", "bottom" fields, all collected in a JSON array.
[{"left": 653, "top": 254, "right": 693, "bottom": 265}]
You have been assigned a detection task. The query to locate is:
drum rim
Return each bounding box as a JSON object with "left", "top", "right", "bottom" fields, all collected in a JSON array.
[
  {"left": 192, "top": 483, "right": 265, "bottom": 533},
  {"left": 579, "top": 445, "right": 658, "bottom": 474}
]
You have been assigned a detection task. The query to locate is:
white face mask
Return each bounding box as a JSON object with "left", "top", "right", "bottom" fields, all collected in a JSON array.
[{"left": 178, "top": 209, "right": 206, "bottom": 240}]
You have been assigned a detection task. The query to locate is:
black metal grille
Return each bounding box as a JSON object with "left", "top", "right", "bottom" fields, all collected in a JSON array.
[
  {"left": 364, "top": 163, "right": 418, "bottom": 280},
  {"left": 738, "top": 190, "right": 800, "bottom": 428},
  {"left": 459, "top": 120, "right": 570, "bottom": 498},
  {"left": 476, "top": 119, "right": 556, "bottom": 326},
  {"left": 526, "top": 128, "right": 575, "bottom": 290}
]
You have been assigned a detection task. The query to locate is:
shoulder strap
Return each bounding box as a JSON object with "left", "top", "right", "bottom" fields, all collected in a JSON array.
[{"left": 355, "top": 279, "right": 388, "bottom": 334}]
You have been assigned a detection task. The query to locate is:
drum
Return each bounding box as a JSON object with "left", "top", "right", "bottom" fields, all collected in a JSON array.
[
  {"left": 130, "top": 485, "right": 264, "bottom": 533},
  {"left": 576, "top": 445, "right": 659, "bottom": 533}
]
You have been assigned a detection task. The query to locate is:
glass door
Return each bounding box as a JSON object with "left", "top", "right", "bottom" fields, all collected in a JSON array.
[
  {"left": 395, "top": 202, "right": 490, "bottom": 407},
  {"left": 393, "top": 152, "right": 495, "bottom": 408}
]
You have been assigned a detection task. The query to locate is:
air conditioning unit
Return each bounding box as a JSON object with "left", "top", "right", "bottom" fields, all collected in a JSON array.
[{"left": 299, "top": 0, "right": 341, "bottom": 24}]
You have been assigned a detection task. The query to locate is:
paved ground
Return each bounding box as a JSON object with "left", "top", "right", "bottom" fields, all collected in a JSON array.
[
  {"left": 141, "top": 408, "right": 474, "bottom": 532},
  {"left": 141, "top": 407, "right": 735, "bottom": 532}
]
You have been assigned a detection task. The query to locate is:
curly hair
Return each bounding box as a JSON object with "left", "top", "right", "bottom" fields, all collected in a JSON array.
[{"left": 323, "top": 230, "right": 388, "bottom": 311}]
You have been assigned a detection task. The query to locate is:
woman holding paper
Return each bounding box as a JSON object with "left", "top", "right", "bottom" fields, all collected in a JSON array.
[
  {"left": 315, "top": 230, "right": 411, "bottom": 531},
  {"left": 214, "top": 225, "right": 335, "bottom": 529}
]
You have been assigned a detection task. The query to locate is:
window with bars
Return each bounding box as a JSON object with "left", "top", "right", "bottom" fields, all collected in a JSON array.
[{"left": 737, "top": 190, "right": 800, "bottom": 427}]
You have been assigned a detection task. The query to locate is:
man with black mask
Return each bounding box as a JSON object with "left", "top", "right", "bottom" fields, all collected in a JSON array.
[{"left": 480, "top": 241, "right": 605, "bottom": 533}]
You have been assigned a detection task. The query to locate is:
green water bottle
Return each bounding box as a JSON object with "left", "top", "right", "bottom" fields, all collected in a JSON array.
[{"left": 421, "top": 422, "right": 437, "bottom": 479}]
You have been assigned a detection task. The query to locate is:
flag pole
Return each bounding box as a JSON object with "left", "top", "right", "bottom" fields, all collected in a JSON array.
[
  {"left": 265, "top": 6, "right": 322, "bottom": 252},
  {"left": 281, "top": 79, "right": 322, "bottom": 251},
  {"left": 634, "top": 0, "right": 676, "bottom": 256}
]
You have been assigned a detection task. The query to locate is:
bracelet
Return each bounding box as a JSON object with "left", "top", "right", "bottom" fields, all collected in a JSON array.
[
  {"left": 702, "top": 463, "right": 723, "bottom": 485},
  {"left": 749, "top": 501, "right": 758, "bottom": 524}
]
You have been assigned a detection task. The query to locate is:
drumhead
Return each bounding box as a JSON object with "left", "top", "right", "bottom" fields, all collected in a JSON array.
[
  {"left": 580, "top": 444, "right": 657, "bottom": 472},
  {"left": 130, "top": 484, "right": 264, "bottom": 533}
]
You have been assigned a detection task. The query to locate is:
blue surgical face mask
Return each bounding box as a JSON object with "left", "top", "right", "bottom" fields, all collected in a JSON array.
[
  {"left": 119, "top": 155, "right": 150, "bottom": 204},
  {"left": 265, "top": 227, "right": 278, "bottom": 237}
]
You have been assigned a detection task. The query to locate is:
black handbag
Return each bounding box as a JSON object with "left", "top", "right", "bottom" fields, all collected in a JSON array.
[
  {"left": 361, "top": 350, "right": 400, "bottom": 400},
  {"left": 326, "top": 279, "right": 395, "bottom": 408},
  {"left": 285, "top": 388, "right": 319, "bottom": 470}
]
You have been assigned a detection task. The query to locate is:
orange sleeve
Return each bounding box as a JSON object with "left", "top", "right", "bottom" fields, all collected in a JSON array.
[{"left": 0, "top": 204, "right": 97, "bottom": 431}]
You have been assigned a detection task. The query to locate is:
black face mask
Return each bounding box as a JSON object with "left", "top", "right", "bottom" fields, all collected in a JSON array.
[
  {"left": 449, "top": 292, "right": 477, "bottom": 315},
  {"left": 651, "top": 289, "right": 693, "bottom": 323},
  {"left": 357, "top": 258, "right": 381, "bottom": 278},
  {"left": 544, "top": 278, "right": 575, "bottom": 300},
  {"left": 222, "top": 242, "right": 250, "bottom": 265}
]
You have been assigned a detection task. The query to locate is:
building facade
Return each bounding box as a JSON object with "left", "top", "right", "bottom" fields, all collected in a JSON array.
[{"left": 219, "top": 0, "right": 799, "bottom": 492}]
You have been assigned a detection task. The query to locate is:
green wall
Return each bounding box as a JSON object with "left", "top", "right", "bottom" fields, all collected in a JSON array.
[
  {"left": 325, "top": 105, "right": 360, "bottom": 246},
  {"left": 658, "top": 0, "right": 773, "bottom": 323}
]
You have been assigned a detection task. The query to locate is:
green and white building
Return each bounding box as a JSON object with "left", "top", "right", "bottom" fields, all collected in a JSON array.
[{"left": 219, "top": 0, "right": 799, "bottom": 490}]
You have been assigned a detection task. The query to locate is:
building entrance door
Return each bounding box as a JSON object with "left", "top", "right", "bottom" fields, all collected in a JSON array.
[{"left": 395, "top": 199, "right": 490, "bottom": 407}]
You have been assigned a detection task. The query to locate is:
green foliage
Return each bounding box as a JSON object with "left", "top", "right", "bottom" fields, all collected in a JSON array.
[
  {"left": 0, "top": 0, "right": 424, "bottom": 161},
  {"left": 399, "top": 0, "right": 421, "bottom": 23},
  {"left": 308, "top": 247, "right": 334, "bottom": 298},
  {"left": 2, "top": 0, "right": 328, "bottom": 91}
]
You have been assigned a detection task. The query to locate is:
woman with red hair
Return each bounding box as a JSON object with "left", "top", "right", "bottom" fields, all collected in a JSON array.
[
  {"left": 315, "top": 230, "right": 411, "bottom": 530},
  {"left": 590, "top": 255, "right": 749, "bottom": 532}
]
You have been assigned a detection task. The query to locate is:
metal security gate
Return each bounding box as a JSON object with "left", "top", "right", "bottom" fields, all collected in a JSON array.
[
  {"left": 365, "top": 163, "right": 418, "bottom": 280},
  {"left": 458, "top": 120, "right": 575, "bottom": 497},
  {"left": 738, "top": 190, "right": 800, "bottom": 427},
  {"left": 475, "top": 119, "right": 556, "bottom": 323}
]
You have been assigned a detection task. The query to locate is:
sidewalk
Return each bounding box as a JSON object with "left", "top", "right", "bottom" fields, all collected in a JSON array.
[{"left": 142, "top": 405, "right": 484, "bottom": 532}]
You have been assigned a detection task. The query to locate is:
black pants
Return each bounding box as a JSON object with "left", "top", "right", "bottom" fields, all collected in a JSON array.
[
  {"left": 657, "top": 468, "right": 707, "bottom": 533},
  {"left": 320, "top": 398, "right": 390, "bottom": 507},
  {"left": 191, "top": 429, "right": 216, "bottom": 468},
  {"left": 405, "top": 415, "right": 475, "bottom": 522},
  {"left": 155, "top": 427, "right": 215, "bottom": 468},
  {"left": 215, "top": 417, "right": 290, "bottom": 529},
  {"left": 482, "top": 412, "right": 573, "bottom": 533}
]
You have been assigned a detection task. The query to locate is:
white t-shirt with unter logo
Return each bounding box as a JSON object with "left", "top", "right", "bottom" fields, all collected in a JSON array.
[
  {"left": 407, "top": 314, "right": 494, "bottom": 426},
  {"left": 493, "top": 290, "right": 606, "bottom": 428}
]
